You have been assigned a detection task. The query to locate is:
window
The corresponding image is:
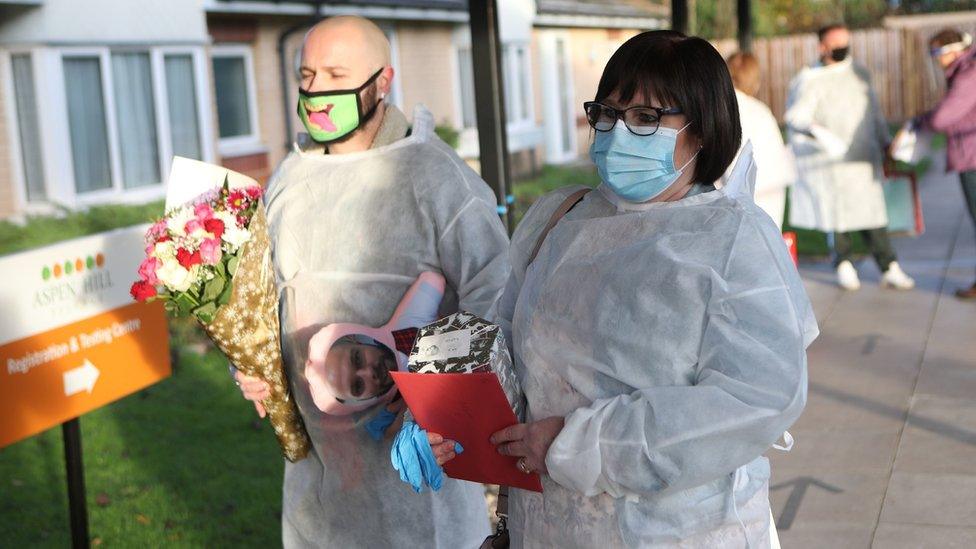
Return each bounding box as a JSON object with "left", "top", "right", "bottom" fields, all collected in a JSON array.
[
  {"left": 211, "top": 46, "right": 260, "bottom": 152},
  {"left": 11, "top": 54, "right": 46, "bottom": 201},
  {"left": 452, "top": 29, "right": 542, "bottom": 157},
  {"left": 63, "top": 56, "right": 113, "bottom": 193},
  {"left": 555, "top": 38, "right": 573, "bottom": 153},
  {"left": 57, "top": 47, "right": 209, "bottom": 197},
  {"left": 503, "top": 44, "right": 534, "bottom": 126},
  {"left": 112, "top": 52, "right": 160, "bottom": 188},
  {"left": 165, "top": 54, "right": 202, "bottom": 160},
  {"left": 455, "top": 42, "right": 533, "bottom": 130},
  {"left": 456, "top": 46, "right": 477, "bottom": 129}
]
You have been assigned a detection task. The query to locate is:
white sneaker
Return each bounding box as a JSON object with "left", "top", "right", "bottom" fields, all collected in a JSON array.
[
  {"left": 882, "top": 261, "right": 915, "bottom": 290},
  {"left": 836, "top": 260, "right": 861, "bottom": 291}
]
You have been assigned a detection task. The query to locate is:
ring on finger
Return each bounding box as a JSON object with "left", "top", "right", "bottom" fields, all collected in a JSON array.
[{"left": 517, "top": 457, "right": 532, "bottom": 474}]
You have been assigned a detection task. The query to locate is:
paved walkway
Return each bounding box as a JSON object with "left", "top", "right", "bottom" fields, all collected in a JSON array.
[{"left": 770, "top": 157, "right": 976, "bottom": 548}]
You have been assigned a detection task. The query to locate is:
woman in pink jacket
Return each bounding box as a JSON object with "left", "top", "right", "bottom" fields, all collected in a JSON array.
[{"left": 917, "top": 29, "right": 976, "bottom": 299}]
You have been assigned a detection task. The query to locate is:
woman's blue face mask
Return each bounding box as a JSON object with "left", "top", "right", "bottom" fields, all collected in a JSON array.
[{"left": 589, "top": 121, "right": 698, "bottom": 203}]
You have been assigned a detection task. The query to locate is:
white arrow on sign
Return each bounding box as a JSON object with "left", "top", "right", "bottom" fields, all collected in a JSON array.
[{"left": 63, "top": 359, "right": 100, "bottom": 396}]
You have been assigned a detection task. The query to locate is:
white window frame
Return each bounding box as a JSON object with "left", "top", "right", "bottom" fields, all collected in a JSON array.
[
  {"left": 451, "top": 25, "right": 479, "bottom": 158},
  {"left": 451, "top": 26, "right": 543, "bottom": 158},
  {"left": 211, "top": 44, "right": 263, "bottom": 158},
  {"left": 502, "top": 42, "right": 535, "bottom": 129},
  {"left": 156, "top": 46, "right": 218, "bottom": 181},
  {"left": 3, "top": 45, "right": 214, "bottom": 213},
  {"left": 2, "top": 49, "right": 56, "bottom": 216},
  {"left": 538, "top": 30, "right": 579, "bottom": 164}
]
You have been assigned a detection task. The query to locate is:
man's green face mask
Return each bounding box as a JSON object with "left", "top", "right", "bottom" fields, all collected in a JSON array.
[{"left": 297, "top": 68, "right": 383, "bottom": 144}]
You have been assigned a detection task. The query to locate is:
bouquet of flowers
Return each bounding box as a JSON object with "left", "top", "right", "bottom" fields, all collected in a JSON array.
[{"left": 131, "top": 157, "right": 310, "bottom": 462}]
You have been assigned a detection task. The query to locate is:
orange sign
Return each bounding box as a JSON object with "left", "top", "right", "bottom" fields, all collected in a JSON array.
[
  {"left": 0, "top": 226, "right": 171, "bottom": 449},
  {"left": 0, "top": 303, "right": 171, "bottom": 448}
]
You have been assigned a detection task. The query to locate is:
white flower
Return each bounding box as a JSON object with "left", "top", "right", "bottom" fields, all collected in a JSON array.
[
  {"left": 153, "top": 241, "right": 177, "bottom": 261},
  {"left": 156, "top": 259, "right": 196, "bottom": 293},
  {"left": 166, "top": 207, "right": 195, "bottom": 237},
  {"left": 214, "top": 210, "right": 240, "bottom": 229},
  {"left": 222, "top": 225, "right": 251, "bottom": 250}
]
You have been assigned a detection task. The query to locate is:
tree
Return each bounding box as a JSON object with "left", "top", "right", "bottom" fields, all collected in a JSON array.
[{"left": 692, "top": 0, "right": 896, "bottom": 39}]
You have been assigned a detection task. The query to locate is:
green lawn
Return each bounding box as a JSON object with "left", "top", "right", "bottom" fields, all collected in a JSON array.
[{"left": 0, "top": 206, "right": 283, "bottom": 548}]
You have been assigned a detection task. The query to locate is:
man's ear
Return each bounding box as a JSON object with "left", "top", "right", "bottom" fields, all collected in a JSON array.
[{"left": 379, "top": 65, "right": 395, "bottom": 96}]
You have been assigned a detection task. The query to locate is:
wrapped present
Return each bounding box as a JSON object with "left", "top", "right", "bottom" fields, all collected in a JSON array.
[{"left": 408, "top": 312, "right": 524, "bottom": 420}]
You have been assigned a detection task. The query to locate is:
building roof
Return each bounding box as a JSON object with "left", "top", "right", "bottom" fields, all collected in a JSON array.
[
  {"left": 214, "top": 0, "right": 466, "bottom": 11},
  {"left": 215, "top": 0, "right": 669, "bottom": 18},
  {"left": 535, "top": 0, "right": 668, "bottom": 19}
]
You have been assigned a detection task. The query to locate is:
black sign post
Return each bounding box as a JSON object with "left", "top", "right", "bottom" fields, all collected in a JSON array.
[{"left": 62, "top": 418, "right": 90, "bottom": 549}]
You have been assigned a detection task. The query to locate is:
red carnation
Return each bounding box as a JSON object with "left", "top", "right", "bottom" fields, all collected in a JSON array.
[
  {"left": 176, "top": 247, "right": 202, "bottom": 269},
  {"left": 204, "top": 218, "right": 225, "bottom": 239},
  {"left": 130, "top": 280, "right": 157, "bottom": 302}
]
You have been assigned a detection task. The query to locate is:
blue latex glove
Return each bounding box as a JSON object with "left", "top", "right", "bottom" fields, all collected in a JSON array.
[
  {"left": 390, "top": 420, "right": 463, "bottom": 493},
  {"left": 364, "top": 406, "right": 399, "bottom": 441}
]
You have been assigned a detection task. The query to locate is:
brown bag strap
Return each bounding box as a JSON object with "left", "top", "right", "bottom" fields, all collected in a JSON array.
[
  {"left": 488, "top": 189, "right": 588, "bottom": 542},
  {"left": 527, "top": 188, "right": 591, "bottom": 265},
  {"left": 496, "top": 485, "right": 509, "bottom": 517}
]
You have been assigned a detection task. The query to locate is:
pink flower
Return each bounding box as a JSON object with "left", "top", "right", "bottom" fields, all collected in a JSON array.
[
  {"left": 200, "top": 238, "right": 223, "bottom": 265},
  {"left": 227, "top": 190, "right": 247, "bottom": 212},
  {"left": 185, "top": 219, "right": 205, "bottom": 235},
  {"left": 246, "top": 186, "right": 262, "bottom": 199},
  {"left": 138, "top": 256, "right": 161, "bottom": 285},
  {"left": 194, "top": 202, "right": 214, "bottom": 221},
  {"left": 147, "top": 219, "right": 168, "bottom": 241}
]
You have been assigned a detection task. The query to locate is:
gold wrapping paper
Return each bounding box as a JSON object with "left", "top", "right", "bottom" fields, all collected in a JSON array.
[{"left": 201, "top": 204, "right": 311, "bottom": 462}]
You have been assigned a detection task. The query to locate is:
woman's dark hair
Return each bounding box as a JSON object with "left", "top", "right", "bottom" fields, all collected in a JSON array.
[
  {"left": 930, "top": 28, "right": 964, "bottom": 49},
  {"left": 595, "top": 30, "right": 741, "bottom": 185}
]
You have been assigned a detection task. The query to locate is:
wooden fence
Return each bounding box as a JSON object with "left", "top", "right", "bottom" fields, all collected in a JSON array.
[{"left": 712, "top": 22, "right": 976, "bottom": 124}]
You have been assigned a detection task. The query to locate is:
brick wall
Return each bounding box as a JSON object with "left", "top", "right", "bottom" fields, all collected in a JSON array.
[
  {"left": 567, "top": 27, "right": 644, "bottom": 158},
  {"left": 252, "top": 20, "right": 293, "bottom": 174},
  {"left": 396, "top": 23, "right": 459, "bottom": 128}
]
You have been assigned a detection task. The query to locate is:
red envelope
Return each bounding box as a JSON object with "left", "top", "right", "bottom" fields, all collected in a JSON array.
[{"left": 390, "top": 371, "right": 544, "bottom": 492}]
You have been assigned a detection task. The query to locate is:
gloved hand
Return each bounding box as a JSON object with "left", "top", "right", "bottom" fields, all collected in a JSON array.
[
  {"left": 391, "top": 420, "right": 462, "bottom": 493},
  {"left": 365, "top": 405, "right": 399, "bottom": 441}
]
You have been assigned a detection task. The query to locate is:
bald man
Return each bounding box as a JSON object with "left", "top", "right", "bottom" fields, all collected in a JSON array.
[{"left": 233, "top": 16, "right": 508, "bottom": 547}]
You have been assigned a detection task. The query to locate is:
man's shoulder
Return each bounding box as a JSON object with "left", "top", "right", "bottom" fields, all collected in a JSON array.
[{"left": 264, "top": 151, "right": 302, "bottom": 207}]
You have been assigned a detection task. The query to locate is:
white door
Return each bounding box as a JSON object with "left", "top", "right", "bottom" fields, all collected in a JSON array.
[{"left": 539, "top": 31, "right": 578, "bottom": 164}]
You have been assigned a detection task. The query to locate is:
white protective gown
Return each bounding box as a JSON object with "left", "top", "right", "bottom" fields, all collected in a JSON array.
[
  {"left": 785, "top": 58, "right": 891, "bottom": 233},
  {"left": 265, "top": 104, "right": 507, "bottom": 547},
  {"left": 724, "top": 90, "right": 796, "bottom": 230},
  {"left": 494, "top": 146, "right": 818, "bottom": 548}
]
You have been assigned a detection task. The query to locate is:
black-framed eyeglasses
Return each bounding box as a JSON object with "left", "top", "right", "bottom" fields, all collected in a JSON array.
[{"left": 583, "top": 101, "right": 683, "bottom": 136}]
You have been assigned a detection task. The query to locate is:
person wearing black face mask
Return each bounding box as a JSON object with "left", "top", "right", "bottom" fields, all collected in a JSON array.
[{"left": 785, "top": 23, "right": 916, "bottom": 291}]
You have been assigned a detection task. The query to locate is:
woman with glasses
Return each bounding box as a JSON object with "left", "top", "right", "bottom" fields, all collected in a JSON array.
[{"left": 477, "top": 31, "right": 818, "bottom": 547}]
